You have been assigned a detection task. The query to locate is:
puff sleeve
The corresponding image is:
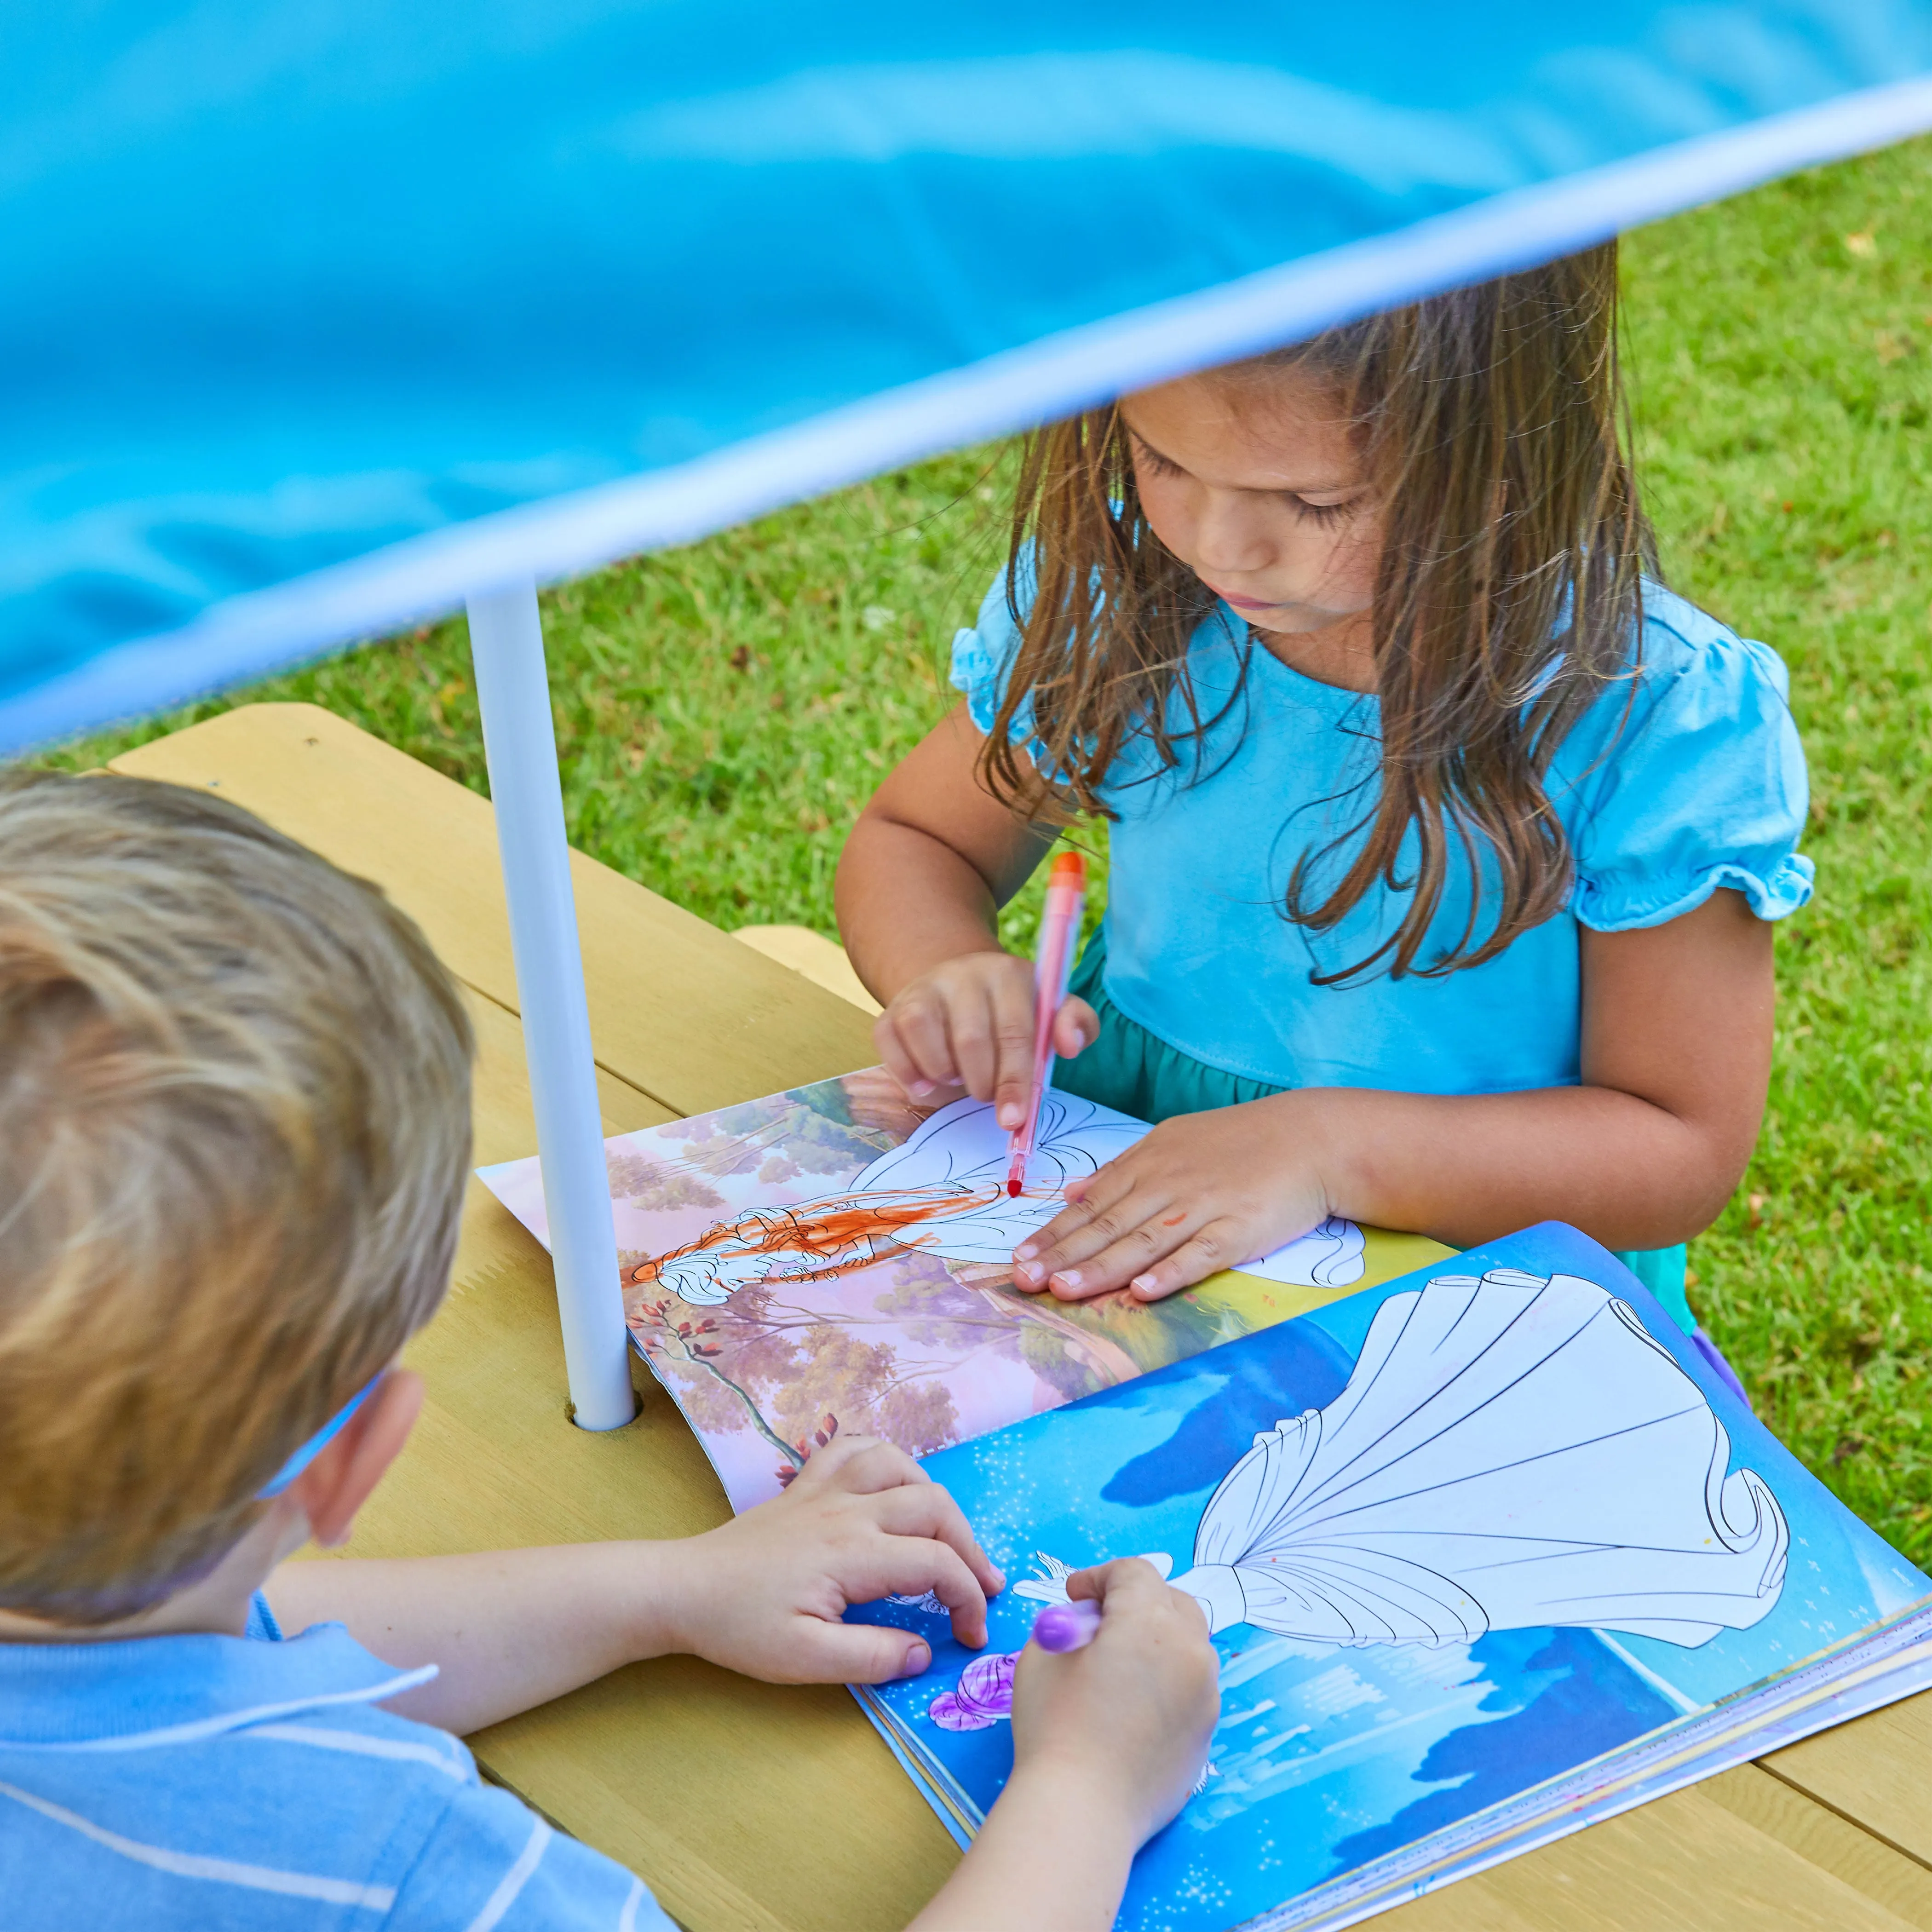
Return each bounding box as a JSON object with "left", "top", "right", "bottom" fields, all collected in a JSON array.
[
  {"left": 1566, "top": 605, "right": 1814, "bottom": 932},
  {"left": 947, "top": 559, "right": 1058, "bottom": 772}
]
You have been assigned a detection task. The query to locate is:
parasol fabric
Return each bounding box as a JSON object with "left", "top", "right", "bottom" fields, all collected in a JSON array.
[{"left": 5, "top": 3, "right": 1932, "bottom": 752}]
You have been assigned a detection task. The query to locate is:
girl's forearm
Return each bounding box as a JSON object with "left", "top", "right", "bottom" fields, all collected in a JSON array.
[
  {"left": 836, "top": 810, "right": 1014, "bottom": 1002},
  {"left": 1307, "top": 1081, "right": 1745, "bottom": 1253},
  {"left": 264, "top": 1543, "right": 685, "bottom": 1736},
  {"left": 837, "top": 701, "right": 1058, "bottom": 1004}
]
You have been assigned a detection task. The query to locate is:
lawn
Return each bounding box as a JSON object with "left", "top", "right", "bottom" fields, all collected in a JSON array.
[{"left": 52, "top": 139, "right": 1932, "bottom": 1559}]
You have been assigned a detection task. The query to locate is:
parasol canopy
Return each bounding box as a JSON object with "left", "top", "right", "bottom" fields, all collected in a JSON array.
[{"left": 6, "top": 2, "right": 1932, "bottom": 752}]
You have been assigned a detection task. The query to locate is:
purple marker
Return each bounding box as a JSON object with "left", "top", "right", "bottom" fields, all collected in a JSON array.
[{"left": 1031, "top": 1598, "right": 1103, "bottom": 1653}]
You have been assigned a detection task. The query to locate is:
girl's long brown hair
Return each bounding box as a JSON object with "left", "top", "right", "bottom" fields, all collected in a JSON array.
[{"left": 981, "top": 243, "right": 1655, "bottom": 983}]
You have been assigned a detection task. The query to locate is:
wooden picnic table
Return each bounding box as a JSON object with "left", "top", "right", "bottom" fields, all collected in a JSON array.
[{"left": 114, "top": 702, "right": 1932, "bottom": 1932}]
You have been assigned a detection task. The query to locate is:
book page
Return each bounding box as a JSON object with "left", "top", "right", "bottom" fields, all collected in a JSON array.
[{"left": 477, "top": 1069, "right": 1434, "bottom": 1509}]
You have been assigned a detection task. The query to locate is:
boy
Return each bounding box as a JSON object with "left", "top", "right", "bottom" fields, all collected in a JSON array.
[{"left": 0, "top": 770, "right": 1216, "bottom": 1931}]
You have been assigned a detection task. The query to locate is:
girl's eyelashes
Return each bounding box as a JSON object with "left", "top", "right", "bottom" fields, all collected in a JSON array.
[
  {"left": 1130, "top": 435, "right": 1184, "bottom": 479},
  {"left": 1288, "top": 494, "right": 1356, "bottom": 529},
  {"left": 1128, "top": 430, "right": 1363, "bottom": 527}
]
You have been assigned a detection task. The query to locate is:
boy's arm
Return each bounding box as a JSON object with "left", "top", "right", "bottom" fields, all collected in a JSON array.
[
  {"left": 266, "top": 1437, "right": 1003, "bottom": 1736},
  {"left": 909, "top": 1560, "right": 1219, "bottom": 1932},
  {"left": 908, "top": 1763, "right": 1144, "bottom": 1932},
  {"left": 1017, "top": 889, "right": 1775, "bottom": 1298},
  {"left": 369, "top": 1560, "right": 1213, "bottom": 1932},
  {"left": 265, "top": 1542, "right": 688, "bottom": 1732}
]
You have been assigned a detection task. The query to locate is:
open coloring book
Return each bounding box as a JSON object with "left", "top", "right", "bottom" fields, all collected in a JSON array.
[
  {"left": 482, "top": 1087, "right": 1932, "bottom": 1927},
  {"left": 849, "top": 1222, "right": 1932, "bottom": 1932},
  {"left": 478, "top": 1068, "right": 1449, "bottom": 1511}
]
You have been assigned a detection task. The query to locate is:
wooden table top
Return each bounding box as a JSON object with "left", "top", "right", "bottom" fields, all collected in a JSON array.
[{"left": 113, "top": 703, "right": 1932, "bottom": 1932}]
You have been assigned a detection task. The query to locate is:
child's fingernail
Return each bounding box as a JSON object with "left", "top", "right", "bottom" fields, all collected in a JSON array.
[
  {"left": 907, "top": 1078, "right": 935, "bottom": 1097},
  {"left": 1014, "top": 1259, "right": 1041, "bottom": 1285},
  {"left": 1015, "top": 1241, "right": 1037, "bottom": 1261},
  {"left": 1053, "top": 1270, "right": 1082, "bottom": 1291},
  {"left": 1131, "top": 1273, "right": 1158, "bottom": 1294},
  {"left": 900, "top": 1643, "right": 932, "bottom": 1678},
  {"left": 997, "top": 1103, "right": 1021, "bottom": 1128}
]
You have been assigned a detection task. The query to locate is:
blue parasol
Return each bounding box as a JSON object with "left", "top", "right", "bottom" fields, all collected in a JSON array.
[{"left": 7, "top": 4, "right": 1929, "bottom": 1425}]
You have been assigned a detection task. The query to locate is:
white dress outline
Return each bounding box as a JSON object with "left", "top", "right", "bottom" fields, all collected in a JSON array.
[{"left": 1023, "top": 1268, "right": 1788, "bottom": 1650}]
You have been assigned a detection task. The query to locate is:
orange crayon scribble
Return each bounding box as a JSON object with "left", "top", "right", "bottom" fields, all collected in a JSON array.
[{"left": 626, "top": 1182, "right": 1017, "bottom": 1294}]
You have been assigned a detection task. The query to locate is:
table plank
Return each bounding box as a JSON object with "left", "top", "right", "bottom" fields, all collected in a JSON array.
[
  {"left": 110, "top": 703, "right": 879, "bottom": 1116},
  {"left": 1705, "top": 1761, "right": 1932, "bottom": 1929},
  {"left": 1378, "top": 1766, "right": 1932, "bottom": 1932},
  {"left": 1764, "top": 1695, "right": 1932, "bottom": 1869}
]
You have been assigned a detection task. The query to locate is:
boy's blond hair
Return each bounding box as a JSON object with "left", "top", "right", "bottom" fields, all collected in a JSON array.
[{"left": 0, "top": 770, "right": 475, "bottom": 1622}]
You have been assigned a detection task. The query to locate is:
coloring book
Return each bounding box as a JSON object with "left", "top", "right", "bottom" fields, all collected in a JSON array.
[
  {"left": 477, "top": 1069, "right": 1449, "bottom": 1511},
  {"left": 481, "top": 1086, "right": 1932, "bottom": 1926},
  {"left": 849, "top": 1222, "right": 1932, "bottom": 1932}
]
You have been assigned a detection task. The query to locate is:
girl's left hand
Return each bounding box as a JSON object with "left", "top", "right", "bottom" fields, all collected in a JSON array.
[{"left": 1011, "top": 1094, "right": 1337, "bottom": 1301}]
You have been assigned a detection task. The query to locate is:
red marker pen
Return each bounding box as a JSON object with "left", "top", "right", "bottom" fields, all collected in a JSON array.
[{"left": 1005, "top": 851, "right": 1087, "bottom": 1196}]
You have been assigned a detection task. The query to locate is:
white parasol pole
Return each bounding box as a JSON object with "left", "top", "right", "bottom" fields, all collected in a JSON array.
[{"left": 466, "top": 578, "right": 636, "bottom": 1430}]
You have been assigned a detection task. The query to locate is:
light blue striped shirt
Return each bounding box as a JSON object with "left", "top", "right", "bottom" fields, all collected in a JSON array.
[{"left": 0, "top": 1594, "right": 676, "bottom": 1931}]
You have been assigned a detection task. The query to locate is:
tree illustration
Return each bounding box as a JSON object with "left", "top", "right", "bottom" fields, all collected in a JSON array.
[
  {"left": 606, "top": 1147, "right": 725, "bottom": 1215},
  {"left": 629, "top": 1245, "right": 1161, "bottom": 1485},
  {"left": 605, "top": 1083, "right": 897, "bottom": 1222},
  {"left": 633, "top": 1300, "right": 807, "bottom": 1469}
]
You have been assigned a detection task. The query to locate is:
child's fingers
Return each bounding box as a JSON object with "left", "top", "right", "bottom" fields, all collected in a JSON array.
[
  {"left": 1012, "top": 1152, "right": 1144, "bottom": 1270},
  {"left": 1052, "top": 995, "right": 1098, "bottom": 1060},
  {"left": 1015, "top": 1172, "right": 1177, "bottom": 1296},
  {"left": 1039, "top": 1191, "right": 1202, "bottom": 1298},
  {"left": 812, "top": 1433, "right": 923, "bottom": 1492},
  {"left": 873, "top": 1537, "right": 992, "bottom": 1648},
  {"left": 871, "top": 1009, "right": 943, "bottom": 1100},
  {"left": 869, "top": 1013, "right": 925, "bottom": 1098},
  {"left": 1065, "top": 1555, "right": 1171, "bottom": 1610},
  {"left": 869, "top": 1483, "right": 1006, "bottom": 1598},
  {"left": 1127, "top": 1220, "right": 1251, "bottom": 1300},
  {"left": 1052, "top": 1221, "right": 1193, "bottom": 1297},
  {"left": 989, "top": 969, "right": 1042, "bottom": 1130},
  {"left": 951, "top": 975, "right": 1024, "bottom": 1108},
  {"left": 881, "top": 990, "right": 965, "bottom": 1096},
  {"left": 793, "top": 1617, "right": 935, "bottom": 1686}
]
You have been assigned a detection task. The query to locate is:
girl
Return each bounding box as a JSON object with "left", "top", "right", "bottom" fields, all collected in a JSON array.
[{"left": 835, "top": 245, "right": 1810, "bottom": 1347}]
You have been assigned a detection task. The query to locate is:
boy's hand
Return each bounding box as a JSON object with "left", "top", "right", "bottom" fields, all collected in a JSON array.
[
  {"left": 1012, "top": 1093, "right": 1334, "bottom": 1300},
  {"left": 1008, "top": 1559, "right": 1219, "bottom": 1847},
  {"left": 873, "top": 949, "right": 1095, "bottom": 1129},
  {"left": 659, "top": 1435, "right": 1005, "bottom": 1685}
]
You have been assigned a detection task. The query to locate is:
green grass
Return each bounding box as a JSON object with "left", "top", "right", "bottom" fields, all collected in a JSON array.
[
  {"left": 48, "top": 139, "right": 1932, "bottom": 1558},
  {"left": 1624, "top": 144, "right": 1932, "bottom": 1557}
]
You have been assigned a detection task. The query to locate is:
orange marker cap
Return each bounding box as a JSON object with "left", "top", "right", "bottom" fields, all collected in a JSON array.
[{"left": 1050, "top": 850, "right": 1087, "bottom": 883}]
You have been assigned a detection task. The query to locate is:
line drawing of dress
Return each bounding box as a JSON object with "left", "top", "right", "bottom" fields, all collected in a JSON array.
[
  {"left": 1232, "top": 1213, "right": 1365, "bottom": 1290},
  {"left": 1018, "top": 1268, "right": 1789, "bottom": 1650},
  {"left": 631, "top": 1092, "right": 1366, "bottom": 1304}
]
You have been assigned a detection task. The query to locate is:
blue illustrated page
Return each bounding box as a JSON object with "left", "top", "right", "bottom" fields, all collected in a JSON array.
[{"left": 851, "top": 1224, "right": 1930, "bottom": 1932}]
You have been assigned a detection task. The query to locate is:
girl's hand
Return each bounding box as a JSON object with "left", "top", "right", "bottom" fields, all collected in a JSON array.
[
  {"left": 659, "top": 1434, "right": 1006, "bottom": 1685},
  {"left": 1012, "top": 1094, "right": 1334, "bottom": 1300},
  {"left": 1008, "top": 1559, "right": 1219, "bottom": 1847},
  {"left": 873, "top": 949, "right": 1096, "bottom": 1129}
]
